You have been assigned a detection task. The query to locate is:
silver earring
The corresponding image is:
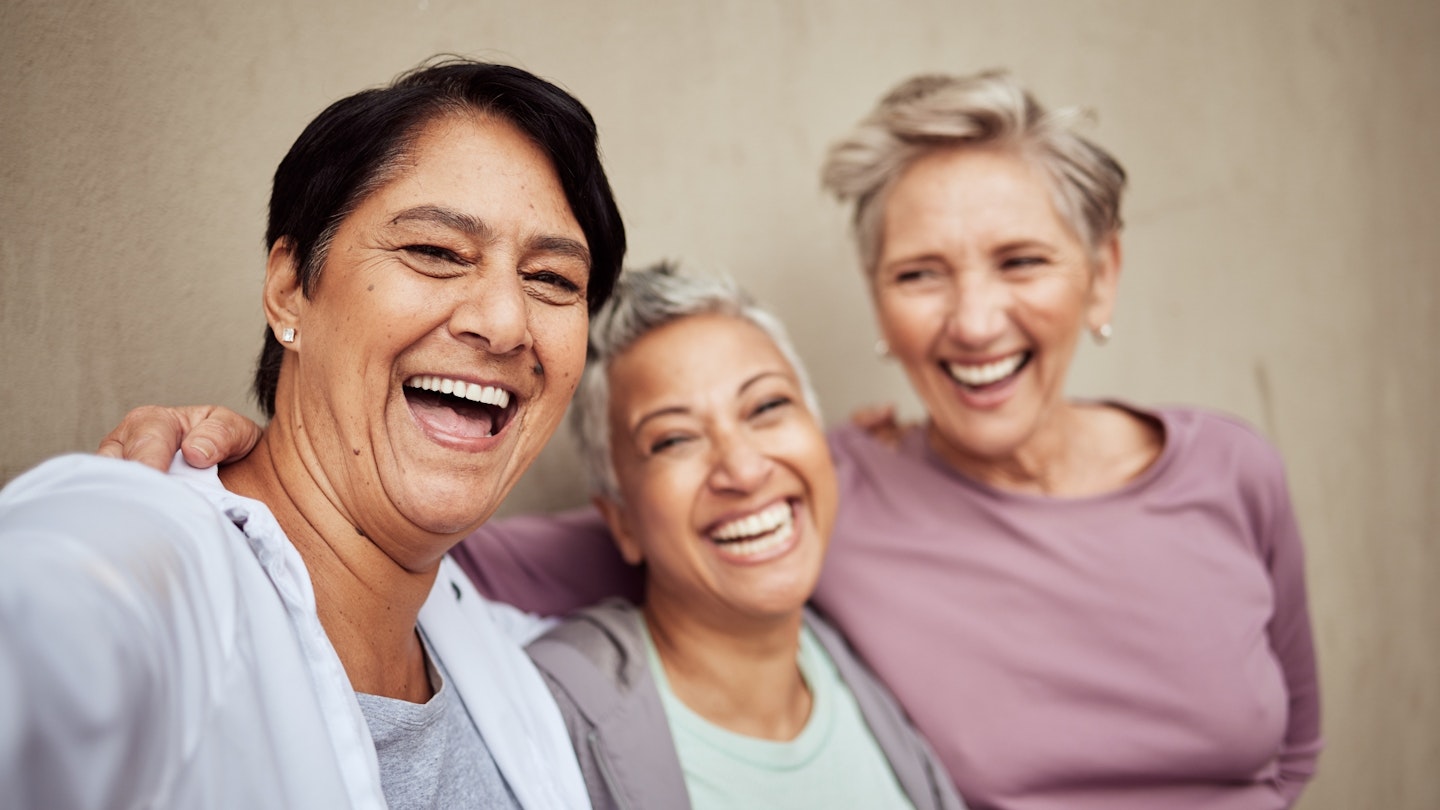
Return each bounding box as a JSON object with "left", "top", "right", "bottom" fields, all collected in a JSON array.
[
  {"left": 874, "top": 339, "right": 890, "bottom": 358},
  {"left": 281, "top": 327, "right": 296, "bottom": 344},
  {"left": 1092, "top": 323, "right": 1113, "bottom": 345}
]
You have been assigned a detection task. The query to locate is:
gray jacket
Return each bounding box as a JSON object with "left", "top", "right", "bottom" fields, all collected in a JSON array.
[{"left": 526, "top": 600, "right": 965, "bottom": 810}]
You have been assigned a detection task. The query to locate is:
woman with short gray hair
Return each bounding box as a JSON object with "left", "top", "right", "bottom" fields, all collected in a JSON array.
[{"left": 529, "top": 263, "right": 962, "bottom": 810}]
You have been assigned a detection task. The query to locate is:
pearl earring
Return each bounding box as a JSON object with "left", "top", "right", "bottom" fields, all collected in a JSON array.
[
  {"left": 874, "top": 339, "right": 890, "bottom": 358},
  {"left": 1092, "top": 323, "right": 1113, "bottom": 345}
]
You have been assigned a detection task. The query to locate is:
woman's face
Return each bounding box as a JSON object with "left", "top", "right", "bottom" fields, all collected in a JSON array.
[
  {"left": 871, "top": 147, "right": 1119, "bottom": 468},
  {"left": 274, "top": 114, "right": 591, "bottom": 554},
  {"left": 599, "top": 313, "right": 838, "bottom": 624}
]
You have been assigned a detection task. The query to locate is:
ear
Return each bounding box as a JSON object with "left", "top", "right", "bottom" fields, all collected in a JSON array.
[
  {"left": 263, "top": 237, "right": 306, "bottom": 347},
  {"left": 594, "top": 496, "right": 645, "bottom": 566},
  {"left": 1086, "top": 232, "right": 1123, "bottom": 333}
]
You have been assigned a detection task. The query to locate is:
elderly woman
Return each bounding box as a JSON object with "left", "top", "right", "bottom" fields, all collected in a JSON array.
[
  {"left": 0, "top": 59, "right": 623, "bottom": 809},
  {"left": 525, "top": 264, "right": 961, "bottom": 810},
  {"left": 806, "top": 71, "right": 1322, "bottom": 809},
  {"left": 102, "top": 71, "right": 1321, "bottom": 809}
]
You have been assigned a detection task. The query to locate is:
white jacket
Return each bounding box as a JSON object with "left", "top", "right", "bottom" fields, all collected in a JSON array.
[{"left": 0, "top": 454, "right": 589, "bottom": 809}]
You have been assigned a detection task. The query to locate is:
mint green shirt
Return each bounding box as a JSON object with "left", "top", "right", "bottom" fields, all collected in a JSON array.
[{"left": 642, "top": 623, "right": 916, "bottom": 810}]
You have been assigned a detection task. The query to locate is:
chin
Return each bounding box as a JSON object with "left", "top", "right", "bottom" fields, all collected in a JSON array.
[{"left": 393, "top": 480, "right": 507, "bottom": 537}]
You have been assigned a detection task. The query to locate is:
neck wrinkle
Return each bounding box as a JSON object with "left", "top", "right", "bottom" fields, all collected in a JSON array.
[
  {"left": 221, "top": 428, "right": 437, "bottom": 703},
  {"left": 926, "top": 400, "right": 1083, "bottom": 495}
]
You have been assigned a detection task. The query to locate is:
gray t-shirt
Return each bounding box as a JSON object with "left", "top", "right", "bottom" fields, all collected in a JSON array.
[{"left": 356, "top": 637, "right": 522, "bottom": 810}]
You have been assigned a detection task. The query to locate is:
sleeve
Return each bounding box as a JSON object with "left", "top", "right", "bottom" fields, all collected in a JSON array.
[
  {"left": 1254, "top": 454, "right": 1323, "bottom": 805},
  {"left": 449, "top": 505, "right": 645, "bottom": 615},
  {"left": 0, "top": 457, "right": 222, "bottom": 809}
]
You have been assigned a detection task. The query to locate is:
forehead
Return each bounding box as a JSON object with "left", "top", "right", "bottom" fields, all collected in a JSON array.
[
  {"left": 606, "top": 314, "right": 791, "bottom": 412},
  {"left": 356, "top": 113, "right": 583, "bottom": 239},
  {"left": 883, "top": 147, "right": 1075, "bottom": 246}
]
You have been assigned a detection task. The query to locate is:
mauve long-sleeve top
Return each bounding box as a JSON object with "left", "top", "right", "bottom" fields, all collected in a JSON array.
[{"left": 453, "top": 405, "right": 1322, "bottom": 809}]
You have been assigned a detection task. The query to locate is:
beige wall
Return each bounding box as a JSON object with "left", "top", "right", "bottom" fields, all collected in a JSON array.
[{"left": 3, "top": 0, "right": 1437, "bottom": 805}]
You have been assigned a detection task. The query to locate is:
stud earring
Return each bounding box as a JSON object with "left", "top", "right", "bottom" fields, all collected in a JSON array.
[
  {"left": 874, "top": 339, "right": 890, "bottom": 358},
  {"left": 1092, "top": 323, "right": 1113, "bottom": 345},
  {"left": 281, "top": 327, "right": 296, "bottom": 344}
]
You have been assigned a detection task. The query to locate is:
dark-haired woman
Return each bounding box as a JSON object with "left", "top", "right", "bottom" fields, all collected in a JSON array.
[{"left": 0, "top": 59, "right": 624, "bottom": 809}]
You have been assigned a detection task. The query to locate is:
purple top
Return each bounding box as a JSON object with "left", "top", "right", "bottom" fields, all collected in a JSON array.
[{"left": 453, "top": 405, "right": 1321, "bottom": 809}]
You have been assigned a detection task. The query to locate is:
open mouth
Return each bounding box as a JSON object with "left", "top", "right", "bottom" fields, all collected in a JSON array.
[
  {"left": 403, "top": 375, "right": 517, "bottom": 441},
  {"left": 943, "top": 351, "right": 1031, "bottom": 391},
  {"left": 706, "top": 501, "right": 796, "bottom": 558}
]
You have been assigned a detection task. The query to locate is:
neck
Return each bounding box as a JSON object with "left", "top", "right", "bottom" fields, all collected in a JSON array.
[
  {"left": 641, "top": 589, "right": 811, "bottom": 741},
  {"left": 222, "top": 431, "right": 436, "bottom": 703},
  {"left": 927, "top": 400, "right": 1163, "bottom": 497}
]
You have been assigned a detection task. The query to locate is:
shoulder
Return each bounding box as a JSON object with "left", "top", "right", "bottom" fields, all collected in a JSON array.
[
  {"left": 1156, "top": 406, "right": 1289, "bottom": 482},
  {"left": 0, "top": 454, "right": 242, "bottom": 581},
  {"left": 526, "top": 600, "right": 647, "bottom": 694},
  {"left": 826, "top": 422, "right": 936, "bottom": 490},
  {"left": 2, "top": 453, "right": 218, "bottom": 521}
]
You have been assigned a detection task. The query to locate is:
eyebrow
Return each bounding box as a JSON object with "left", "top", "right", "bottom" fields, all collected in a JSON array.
[
  {"left": 628, "top": 370, "right": 792, "bottom": 437},
  {"left": 389, "top": 205, "right": 591, "bottom": 267},
  {"left": 390, "top": 205, "right": 492, "bottom": 239}
]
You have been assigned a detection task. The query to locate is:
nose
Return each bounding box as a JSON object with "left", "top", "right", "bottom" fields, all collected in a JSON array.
[
  {"left": 707, "top": 427, "right": 774, "bottom": 495},
  {"left": 945, "top": 271, "right": 1007, "bottom": 348},
  {"left": 449, "top": 270, "right": 533, "bottom": 356}
]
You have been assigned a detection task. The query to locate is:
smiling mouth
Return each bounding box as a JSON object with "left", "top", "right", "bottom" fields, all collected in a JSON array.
[
  {"left": 707, "top": 501, "right": 796, "bottom": 558},
  {"left": 403, "top": 375, "right": 517, "bottom": 440},
  {"left": 943, "top": 351, "right": 1031, "bottom": 391}
]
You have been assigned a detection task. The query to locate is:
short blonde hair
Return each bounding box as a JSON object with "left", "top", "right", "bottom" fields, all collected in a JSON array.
[{"left": 820, "top": 71, "right": 1127, "bottom": 272}]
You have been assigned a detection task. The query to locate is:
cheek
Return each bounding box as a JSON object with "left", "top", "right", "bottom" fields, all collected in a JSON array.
[
  {"left": 874, "top": 291, "right": 944, "bottom": 358},
  {"left": 534, "top": 308, "right": 590, "bottom": 381}
]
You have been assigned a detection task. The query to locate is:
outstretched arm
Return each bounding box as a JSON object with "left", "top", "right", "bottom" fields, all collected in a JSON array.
[
  {"left": 96, "top": 405, "right": 262, "bottom": 471},
  {"left": 93, "top": 403, "right": 642, "bottom": 615}
]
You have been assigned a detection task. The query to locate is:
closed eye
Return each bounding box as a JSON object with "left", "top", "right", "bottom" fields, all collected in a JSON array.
[
  {"left": 404, "top": 244, "right": 463, "bottom": 262},
  {"left": 649, "top": 434, "right": 692, "bottom": 454},
  {"left": 1001, "top": 255, "right": 1048, "bottom": 270},
  {"left": 752, "top": 396, "right": 793, "bottom": 418},
  {"left": 524, "top": 270, "right": 581, "bottom": 294},
  {"left": 894, "top": 267, "right": 939, "bottom": 284}
]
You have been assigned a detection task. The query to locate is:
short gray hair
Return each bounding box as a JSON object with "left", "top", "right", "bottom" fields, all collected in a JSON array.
[
  {"left": 820, "top": 70, "right": 1127, "bottom": 272},
  {"left": 570, "top": 262, "right": 821, "bottom": 501}
]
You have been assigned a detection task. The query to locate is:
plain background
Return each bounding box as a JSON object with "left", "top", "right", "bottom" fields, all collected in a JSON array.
[{"left": 2, "top": 1, "right": 1436, "bottom": 806}]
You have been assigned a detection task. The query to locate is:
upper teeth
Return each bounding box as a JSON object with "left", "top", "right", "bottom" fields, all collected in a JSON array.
[
  {"left": 711, "top": 502, "right": 792, "bottom": 541},
  {"left": 405, "top": 375, "right": 511, "bottom": 408},
  {"left": 945, "top": 353, "right": 1025, "bottom": 387}
]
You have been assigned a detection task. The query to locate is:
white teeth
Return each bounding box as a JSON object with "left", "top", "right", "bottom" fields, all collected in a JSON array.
[
  {"left": 404, "top": 375, "right": 511, "bottom": 409},
  {"left": 711, "top": 502, "right": 793, "bottom": 544},
  {"left": 945, "top": 353, "right": 1026, "bottom": 387}
]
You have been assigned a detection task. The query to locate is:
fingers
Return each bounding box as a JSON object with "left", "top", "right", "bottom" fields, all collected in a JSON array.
[
  {"left": 94, "top": 404, "right": 263, "bottom": 472},
  {"left": 95, "top": 405, "right": 188, "bottom": 472},
  {"left": 849, "top": 402, "right": 904, "bottom": 449},
  {"left": 178, "top": 407, "right": 262, "bottom": 467},
  {"left": 849, "top": 402, "right": 897, "bottom": 431}
]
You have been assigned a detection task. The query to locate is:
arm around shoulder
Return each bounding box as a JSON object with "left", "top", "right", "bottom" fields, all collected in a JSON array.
[{"left": 450, "top": 505, "right": 644, "bottom": 615}]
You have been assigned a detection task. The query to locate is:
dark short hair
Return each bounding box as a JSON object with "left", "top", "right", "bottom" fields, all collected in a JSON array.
[{"left": 253, "top": 57, "right": 626, "bottom": 416}]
